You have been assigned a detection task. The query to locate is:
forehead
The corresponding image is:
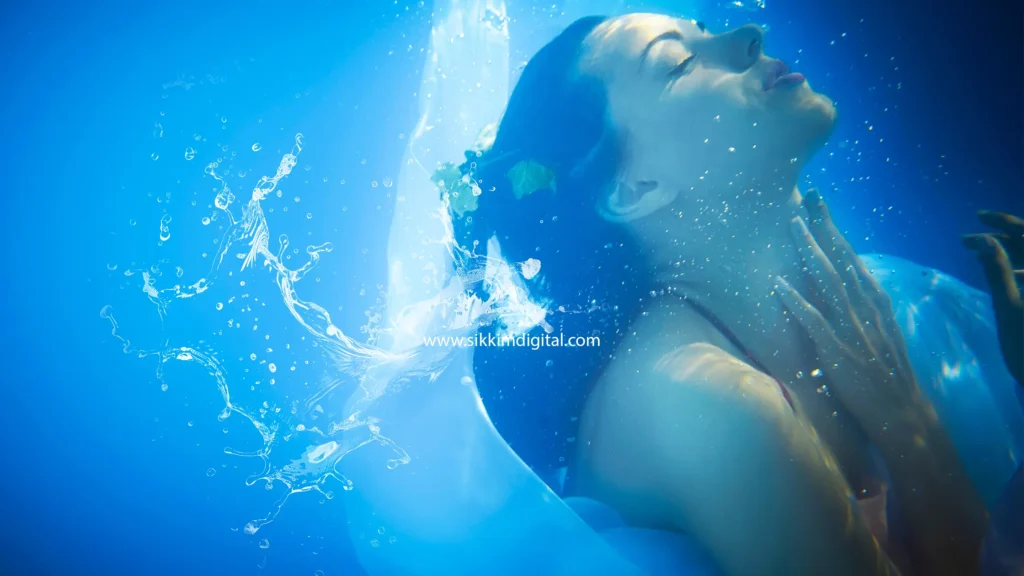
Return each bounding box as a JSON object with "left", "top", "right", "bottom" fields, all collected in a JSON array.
[{"left": 579, "top": 13, "right": 702, "bottom": 78}]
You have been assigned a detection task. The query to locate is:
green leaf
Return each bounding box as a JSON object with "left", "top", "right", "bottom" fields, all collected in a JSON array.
[
  {"left": 507, "top": 160, "right": 555, "bottom": 200},
  {"left": 434, "top": 162, "right": 480, "bottom": 217},
  {"left": 433, "top": 162, "right": 461, "bottom": 190}
]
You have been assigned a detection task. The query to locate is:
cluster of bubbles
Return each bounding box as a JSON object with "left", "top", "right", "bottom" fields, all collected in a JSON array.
[{"left": 102, "top": 133, "right": 545, "bottom": 535}]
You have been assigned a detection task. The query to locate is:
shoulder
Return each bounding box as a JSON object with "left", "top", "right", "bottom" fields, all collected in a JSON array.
[{"left": 590, "top": 340, "right": 796, "bottom": 447}]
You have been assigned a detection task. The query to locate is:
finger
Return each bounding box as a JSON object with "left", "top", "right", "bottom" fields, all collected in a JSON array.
[
  {"left": 802, "top": 191, "right": 908, "bottom": 367},
  {"left": 978, "top": 210, "right": 1024, "bottom": 237},
  {"left": 968, "top": 234, "right": 1021, "bottom": 308},
  {"left": 802, "top": 191, "right": 861, "bottom": 289},
  {"left": 789, "top": 216, "right": 855, "bottom": 323},
  {"left": 774, "top": 275, "right": 844, "bottom": 355},
  {"left": 964, "top": 232, "right": 1024, "bottom": 267},
  {"left": 803, "top": 190, "right": 890, "bottom": 317},
  {"left": 968, "top": 235, "right": 1024, "bottom": 384}
]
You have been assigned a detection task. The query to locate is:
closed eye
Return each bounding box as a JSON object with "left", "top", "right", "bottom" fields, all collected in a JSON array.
[{"left": 667, "top": 54, "right": 697, "bottom": 77}]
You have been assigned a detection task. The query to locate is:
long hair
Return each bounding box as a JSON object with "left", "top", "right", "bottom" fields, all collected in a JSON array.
[{"left": 452, "top": 16, "right": 655, "bottom": 487}]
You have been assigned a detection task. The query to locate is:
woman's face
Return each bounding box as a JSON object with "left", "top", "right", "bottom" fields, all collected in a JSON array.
[{"left": 579, "top": 14, "right": 836, "bottom": 197}]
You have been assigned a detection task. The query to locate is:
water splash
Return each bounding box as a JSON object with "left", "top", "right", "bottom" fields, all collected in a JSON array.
[{"left": 104, "top": 133, "right": 546, "bottom": 533}]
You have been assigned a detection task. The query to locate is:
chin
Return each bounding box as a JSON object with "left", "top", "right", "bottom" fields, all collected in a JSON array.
[{"left": 791, "top": 89, "right": 837, "bottom": 152}]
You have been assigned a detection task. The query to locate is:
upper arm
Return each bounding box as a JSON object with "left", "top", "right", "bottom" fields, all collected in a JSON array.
[{"left": 576, "top": 342, "right": 895, "bottom": 576}]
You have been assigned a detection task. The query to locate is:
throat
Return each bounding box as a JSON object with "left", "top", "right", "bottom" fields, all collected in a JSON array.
[{"left": 649, "top": 187, "right": 812, "bottom": 382}]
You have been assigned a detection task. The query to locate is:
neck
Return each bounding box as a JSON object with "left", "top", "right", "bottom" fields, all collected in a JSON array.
[
  {"left": 647, "top": 180, "right": 813, "bottom": 380},
  {"left": 637, "top": 177, "right": 879, "bottom": 491}
]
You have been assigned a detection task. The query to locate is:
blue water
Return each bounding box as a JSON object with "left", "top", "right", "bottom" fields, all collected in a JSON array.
[{"left": 2, "top": 0, "right": 1021, "bottom": 574}]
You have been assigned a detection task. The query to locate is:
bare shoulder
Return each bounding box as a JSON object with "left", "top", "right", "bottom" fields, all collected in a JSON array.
[{"left": 574, "top": 336, "right": 889, "bottom": 575}]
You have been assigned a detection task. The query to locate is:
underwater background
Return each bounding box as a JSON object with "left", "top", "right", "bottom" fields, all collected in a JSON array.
[{"left": 1, "top": 0, "right": 1022, "bottom": 574}]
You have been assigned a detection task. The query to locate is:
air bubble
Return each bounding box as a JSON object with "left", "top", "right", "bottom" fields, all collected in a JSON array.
[
  {"left": 184, "top": 147, "right": 195, "bottom": 160},
  {"left": 159, "top": 214, "right": 172, "bottom": 242}
]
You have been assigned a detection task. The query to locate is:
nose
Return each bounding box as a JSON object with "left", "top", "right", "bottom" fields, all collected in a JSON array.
[{"left": 708, "top": 24, "right": 764, "bottom": 72}]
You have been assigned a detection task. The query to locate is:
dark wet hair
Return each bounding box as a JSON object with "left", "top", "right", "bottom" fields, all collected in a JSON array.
[{"left": 451, "top": 16, "right": 655, "bottom": 488}]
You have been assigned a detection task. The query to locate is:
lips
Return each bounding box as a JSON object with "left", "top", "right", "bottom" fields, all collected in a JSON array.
[{"left": 764, "top": 59, "right": 806, "bottom": 91}]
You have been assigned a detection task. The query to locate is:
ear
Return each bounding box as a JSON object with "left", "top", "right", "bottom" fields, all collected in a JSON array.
[{"left": 598, "top": 180, "right": 678, "bottom": 223}]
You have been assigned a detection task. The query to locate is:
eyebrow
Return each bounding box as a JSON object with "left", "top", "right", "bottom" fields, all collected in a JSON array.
[{"left": 640, "top": 30, "right": 685, "bottom": 63}]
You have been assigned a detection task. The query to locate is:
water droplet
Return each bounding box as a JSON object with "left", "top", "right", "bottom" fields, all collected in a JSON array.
[
  {"left": 371, "top": 180, "right": 379, "bottom": 188},
  {"left": 216, "top": 302, "right": 223, "bottom": 311},
  {"left": 383, "top": 177, "right": 393, "bottom": 187},
  {"left": 184, "top": 147, "right": 196, "bottom": 160},
  {"left": 151, "top": 152, "right": 160, "bottom": 160},
  {"left": 795, "top": 370, "right": 804, "bottom": 379},
  {"left": 220, "top": 116, "right": 227, "bottom": 123},
  {"left": 201, "top": 216, "right": 210, "bottom": 226},
  {"left": 206, "top": 468, "right": 217, "bottom": 477},
  {"left": 810, "top": 368, "right": 822, "bottom": 377},
  {"left": 259, "top": 538, "right": 270, "bottom": 549},
  {"left": 159, "top": 214, "right": 172, "bottom": 242},
  {"left": 252, "top": 143, "right": 261, "bottom": 152},
  {"left": 370, "top": 539, "right": 380, "bottom": 548},
  {"left": 268, "top": 363, "right": 277, "bottom": 373},
  {"left": 160, "top": 383, "right": 169, "bottom": 392}
]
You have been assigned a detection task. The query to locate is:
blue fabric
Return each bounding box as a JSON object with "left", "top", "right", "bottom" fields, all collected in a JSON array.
[
  {"left": 863, "top": 254, "right": 1024, "bottom": 506},
  {"left": 341, "top": 255, "right": 1023, "bottom": 574},
  {"left": 565, "top": 497, "right": 724, "bottom": 575}
]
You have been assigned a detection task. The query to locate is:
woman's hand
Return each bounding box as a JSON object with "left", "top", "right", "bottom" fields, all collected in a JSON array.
[
  {"left": 963, "top": 210, "right": 1023, "bottom": 387},
  {"left": 777, "top": 190, "right": 988, "bottom": 576},
  {"left": 774, "top": 189, "right": 926, "bottom": 442}
]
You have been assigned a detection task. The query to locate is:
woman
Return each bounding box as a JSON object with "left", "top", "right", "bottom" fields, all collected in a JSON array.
[{"left": 453, "top": 13, "right": 987, "bottom": 576}]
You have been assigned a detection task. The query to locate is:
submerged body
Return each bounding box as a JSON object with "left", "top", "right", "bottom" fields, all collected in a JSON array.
[{"left": 449, "top": 12, "right": 988, "bottom": 576}]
